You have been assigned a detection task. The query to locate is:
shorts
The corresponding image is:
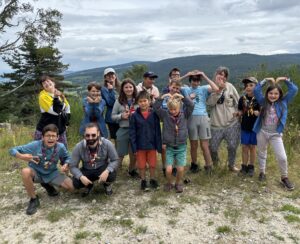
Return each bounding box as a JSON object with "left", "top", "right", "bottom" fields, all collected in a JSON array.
[
  {"left": 32, "top": 169, "right": 67, "bottom": 186},
  {"left": 241, "top": 130, "right": 257, "bottom": 145},
  {"left": 188, "top": 115, "right": 211, "bottom": 140},
  {"left": 136, "top": 150, "right": 157, "bottom": 169},
  {"left": 166, "top": 144, "right": 187, "bottom": 167},
  {"left": 107, "top": 123, "right": 119, "bottom": 140},
  {"left": 116, "top": 127, "right": 132, "bottom": 157}
]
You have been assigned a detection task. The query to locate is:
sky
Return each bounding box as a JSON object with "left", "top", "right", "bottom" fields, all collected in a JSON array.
[{"left": 1, "top": 0, "right": 300, "bottom": 72}]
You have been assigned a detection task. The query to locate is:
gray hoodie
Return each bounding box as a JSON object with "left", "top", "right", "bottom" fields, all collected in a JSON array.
[
  {"left": 153, "top": 97, "right": 194, "bottom": 147},
  {"left": 70, "top": 137, "right": 119, "bottom": 179}
]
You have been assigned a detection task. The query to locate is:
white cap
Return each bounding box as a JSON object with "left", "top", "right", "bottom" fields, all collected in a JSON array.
[{"left": 103, "top": 68, "right": 116, "bottom": 76}]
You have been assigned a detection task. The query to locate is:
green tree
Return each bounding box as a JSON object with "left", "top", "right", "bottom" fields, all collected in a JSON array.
[
  {"left": 122, "top": 64, "right": 148, "bottom": 82},
  {"left": 0, "top": 0, "right": 62, "bottom": 54}
]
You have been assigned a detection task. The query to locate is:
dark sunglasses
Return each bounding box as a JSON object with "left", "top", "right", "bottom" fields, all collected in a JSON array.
[{"left": 85, "top": 133, "right": 97, "bottom": 138}]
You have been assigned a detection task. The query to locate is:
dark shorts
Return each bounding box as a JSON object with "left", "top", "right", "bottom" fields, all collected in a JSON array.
[
  {"left": 72, "top": 165, "right": 117, "bottom": 189},
  {"left": 241, "top": 130, "right": 257, "bottom": 145},
  {"left": 32, "top": 169, "right": 67, "bottom": 187},
  {"left": 107, "top": 123, "right": 119, "bottom": 140}
]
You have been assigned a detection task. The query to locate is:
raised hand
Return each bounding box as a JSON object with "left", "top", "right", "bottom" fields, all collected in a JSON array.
[
  {"left": 264, "top": 77, "right": 275, "bottom": 85},
  {"left": 275, "top": 77, "right": 288, "bottom": 83}
]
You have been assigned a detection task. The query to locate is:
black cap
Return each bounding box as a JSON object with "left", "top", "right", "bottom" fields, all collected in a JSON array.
[{"left": 143, "top": 71, "right": 158, "bottom": 79}]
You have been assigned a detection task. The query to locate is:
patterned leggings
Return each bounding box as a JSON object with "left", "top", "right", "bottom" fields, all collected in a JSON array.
[{"left": 209, "top": 122, "right": 240, "bottom": 167}]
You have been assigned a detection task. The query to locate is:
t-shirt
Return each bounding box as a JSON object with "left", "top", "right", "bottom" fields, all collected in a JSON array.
[
  {"left": 181, "top": 85, "right": 210, "bottom": 116},
  {"left": 238, "top": 95, "right": 260, "bottom": 131}
]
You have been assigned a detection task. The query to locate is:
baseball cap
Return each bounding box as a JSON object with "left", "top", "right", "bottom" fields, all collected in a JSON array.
[
  {"left": 242, "top": 77, "right": 258, "bottom": 84},
  {"left": 143, "top": 71, "right": 158, "bottom": 79},
  {"left": 103, "top": 68, "right": 116, "bottom": 76}
]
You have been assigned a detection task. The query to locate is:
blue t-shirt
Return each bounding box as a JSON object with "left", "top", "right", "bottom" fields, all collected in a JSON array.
[{"left": 181, "top": 85, "right": 210, "bottom": 116}]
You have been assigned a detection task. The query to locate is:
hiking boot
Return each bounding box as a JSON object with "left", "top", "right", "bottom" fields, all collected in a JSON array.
[
  {"left": 175, "top": 184, "right": 183, "bottom": 193},
  {"left": 183, "top": 178, "right": 191, "bottom": 184},
  {"left": 228, "top": 165, "right": 239, "bottom": 172},
  {"left": 172, "top": 167, "right": 177, "bottom": 177},
  {"left": 41, "top": 183, "right": 59, "bottom": 197},
  {"left": 103, "top": 183, "right": 113, "bottom": 195},
  {"left": 150, "top": 179, "right": 159, "bottom": 190},
  {"left": 164, "top": 183, "right": 174, "bottom": 192},
  {"left": 247, "top": 165, "right": 255, "bottom": 177},
  {"left": 204, "top": 165, "right": 212, "bottom": 175},
  {"left": 281, "top": 177, "right": 294, "bottom": 191},
  {"left": 258, "top": 172, "right": 266, "bottom": 181},
  {"left": 81, "top": 184, "right": 93, "bottom": 197},
  {"left": 239, "top": 164, "right": 248, "bottom": 176},
  {"left": 141, "top": 180, "right": 150, "bottom": 191},
  {"left": 26, "top": 196, "right": 40, "bottom": 215},
  {"left": 162, "top": 168, "right": 166, "bottom": 177},
  {"left": 128, "top": 169, "right": 140, "bottom": 179},
  {"left": 190, "top": 162, "right": 200, "bottom": 173}
]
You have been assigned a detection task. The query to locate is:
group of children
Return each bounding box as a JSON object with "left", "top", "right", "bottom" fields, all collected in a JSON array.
[{"left": 9, "top": 67, "right": 299, "bottom": 215}]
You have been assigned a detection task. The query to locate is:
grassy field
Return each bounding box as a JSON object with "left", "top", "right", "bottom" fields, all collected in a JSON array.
[{"left": 1, "top": 124, "right": 300, "bottom": 243}]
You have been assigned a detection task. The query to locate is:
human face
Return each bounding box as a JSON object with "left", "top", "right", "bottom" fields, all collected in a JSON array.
[
  {"left": 169, "top": 84, "right": 180, "bottom": 95},
  {"left": 42, "top": 79, "right": 55, "bottom": 93},
  {"left": 215, "top": 71, "right": 227, "bottom": 89},
  {"left": 169, "top": 107, "right": 180, "bottom": 117},
  {"left": 244, "top": 83, "right": 256, "bottom": 96},
  {"left": 190, "top": 77, "right": 201, "bottom": 89},
  {"left": 143, "top": 77, "right": 155, "bottom": 88},
  {"left": 42, "top": 131, "right": 58, "bottom": 148},
  {"left": 105, "top": 72, "right": 116, "bottom": 85},
  {"left": 89, "top": 86, "right": 100, "bottom": 99},
  {"left": 170, "top": 71, "right": 180, "bottom": 81},
  {"left": 138, "top": 98, "right": 150, "bottom": 111},
  {"left": 123, "top": 82, "right": 134, "bottom": 98},
  {"left": 267, "top": 88, "right": 280, "bottom": 103},
  {"left": 84, "top": 127, "right": 100, "bottom": 147}
]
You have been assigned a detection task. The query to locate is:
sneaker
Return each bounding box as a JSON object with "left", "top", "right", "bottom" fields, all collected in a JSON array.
[
  {"left": 164, "top": 183, "right": 174, "bottom": 192},
  {"left": 175, "top": 184, "right": 183, "bottom": 193},
  {"left": 162, "top": 168, "right": 166, "bottom": 177},
  {"left": 103, "top": 183, "right": 113, "bottom": 195},
  {"left": 150, "top": 179, "right": 159, "bottom": 190},
  {"left": 190, "top": 162, "right": 200, "bottom": 173},
  {"left": 172, "top": 167, "right": 177, "bottom": 177},
  {"left": 247, "top": 165, "right": 255, "bottom": 177},
  {"left": 81, "top": 184, "right": 93, "bottom": 197},
  {"left": 258, "top": 172, "right": 266, "bottom": 181},
  {"left": 41, "top": 183, "right": 59, "bottom": 197},
  {"left": 204, "top": 165, "right": 212, "bottom": 175},
  {"left": 281, "top": 177, "right": 294, "bottom": 191},
  {"left": 26, "top": 196, "right": 40, "bottom": 215},
  {"left": 128, "top": 169, "right": 140, "bottom": 179},
  {"left": 228, "top": 165, "right": 239, "bottom": 172},
  {"left": 141, "top": 180, "right": 150, "bottom": 191},
  {"left": 239, "top": 164, "right": 248, "bottom": 176}
]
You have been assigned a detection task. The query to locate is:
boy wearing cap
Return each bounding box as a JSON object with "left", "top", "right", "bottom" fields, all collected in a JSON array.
[
  {"left": 235, "top": 77, "right": 260, "bottom": 177},
  {"left": 136, "top": 71, "right": 160, "bottom": 103}
]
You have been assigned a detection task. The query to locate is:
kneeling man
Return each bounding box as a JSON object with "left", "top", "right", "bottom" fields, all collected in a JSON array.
[{"left": 70, "top": 123, "right": 119, "bottom": 196}]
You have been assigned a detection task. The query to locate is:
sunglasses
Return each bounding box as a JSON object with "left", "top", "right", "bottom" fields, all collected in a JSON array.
[{"left": 85, "top": 133, "right": 97, "bottom": 138}]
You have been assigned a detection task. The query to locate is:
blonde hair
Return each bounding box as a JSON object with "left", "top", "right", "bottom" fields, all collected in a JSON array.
[{"left": 167, "top": 96, "right": 182, "bottom": 110}]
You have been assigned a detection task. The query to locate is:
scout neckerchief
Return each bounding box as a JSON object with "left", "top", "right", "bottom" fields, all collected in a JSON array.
[
  {"left": 41, "top": 144, "right": 58, "bottom": 169},
  {"left": 170, "top": 112, "right": 181, "bottom": 136},
  {"left": 242, "top": 95, "right": 255, "bottom": 116},
  {"left": 124, "top": 98, "right": 135, "bottom": 115},
  {"left": 87, "top": 143, "right": 99, "bottom": 168}
]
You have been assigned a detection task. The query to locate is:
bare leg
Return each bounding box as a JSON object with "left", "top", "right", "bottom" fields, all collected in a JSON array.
[
  {"left": 200, "top": 139, "right": 212, "bottom": 166},
  {"left": 242, "top": 145, "right": 249, "bottom": 165},
  {"left": 139, "top": 168, "right": 146, "bottom": 180},
  {"left": 190, "top": 140, "right": 198, "bottom": 163},
  {"left": 22, "top": 168, "right": 36, "bottom": 198},
  {"left": 249, "top": 145, "right": 256, "bottom": 165},
  {"left": 166, "top": 166, "right": 173, "bottom": 184},
  {"left": 175, "top": 166, "right": 184, "bottom": 185},
  {"left": 128, "top": 152, "right": 136, "bottom": 171},
  {"left": 60, "top": 178, "right": 74, "bottom": 191}
]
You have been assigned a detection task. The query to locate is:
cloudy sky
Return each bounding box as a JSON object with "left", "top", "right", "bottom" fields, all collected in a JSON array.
[{"left": 2, "top": 0, "right": 300, "bottom": 71}]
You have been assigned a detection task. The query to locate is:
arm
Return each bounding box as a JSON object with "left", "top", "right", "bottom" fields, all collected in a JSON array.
[
  {"left": 254, "top": 80, "right": 267, "bottom": 105},
  {"left": 200, "top": 72, "right": 219, "bottom": 92},
  {"left": 111, "top": 101, "right": 124, "bottom": 122},
  {"left": 69, "top": 144, "right": 84, "bottom": 179},
  {"left": 9, "top": 141, "right": 40, "bottom": 164},
  {"left": 101, "top": 87, "right": 116, "bottom": 107},
  {"left": 129, "top": 115, "right": 137, "bottom": 154},
  {"left": 153, "top": 98, "right": 168, "bottom": 119},
  {"left": 182, "top": 95, "right": 195, "bottom": 118},
  {"left": 281, "top": 78, "right": 298, "bottom": 104},
  {"left": 106, "top": 141, "right": 120, "bottom": 172},
  {"left": 94, "top": 99, "right": 106, "bottom": 119}
]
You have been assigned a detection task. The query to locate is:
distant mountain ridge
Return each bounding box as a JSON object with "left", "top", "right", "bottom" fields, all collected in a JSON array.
[{"left": 65, "top": 53, "right": 300, "bottom": 89}]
